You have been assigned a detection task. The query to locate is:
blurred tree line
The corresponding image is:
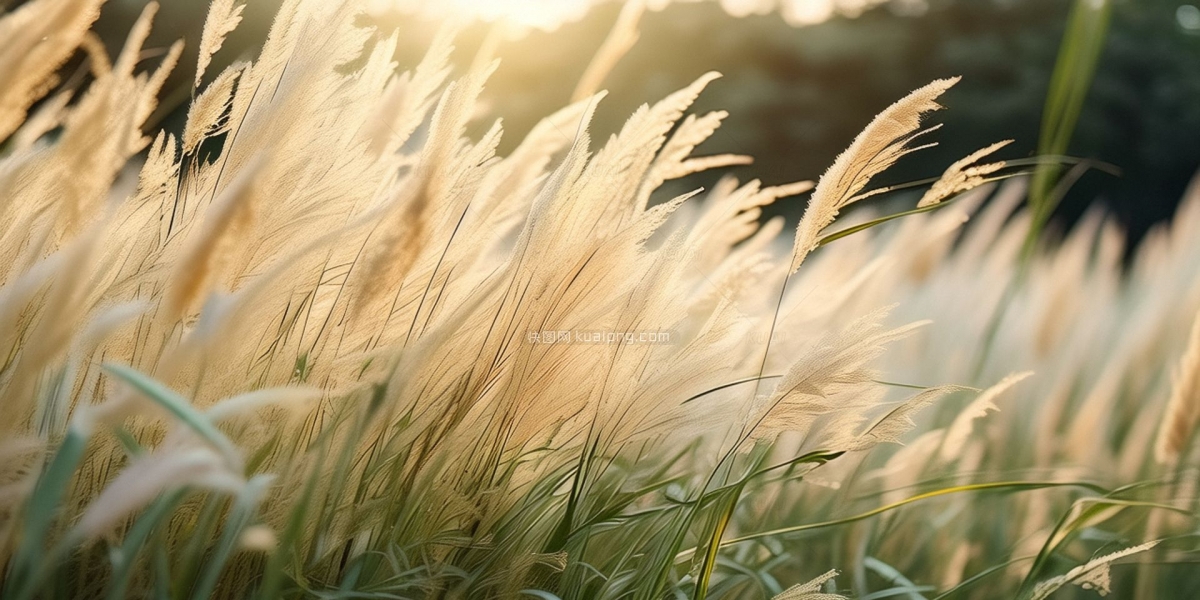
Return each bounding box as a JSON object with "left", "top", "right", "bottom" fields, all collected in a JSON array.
[{"left": 79, "top": 0, "right": 1200, "bottom": 246}]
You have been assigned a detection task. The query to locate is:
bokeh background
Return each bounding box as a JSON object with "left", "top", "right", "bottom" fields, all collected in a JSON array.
[{"left": 81, "top": 0, "right": 1200, "bottom": 247}]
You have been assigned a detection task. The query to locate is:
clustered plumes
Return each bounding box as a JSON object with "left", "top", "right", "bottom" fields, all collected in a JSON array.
[
  {"left": 778, "top": 172, "right": 1200, "bottom": 594},
  {"left": 0, "top": 0, "right": 1193, "bottom": 598}
]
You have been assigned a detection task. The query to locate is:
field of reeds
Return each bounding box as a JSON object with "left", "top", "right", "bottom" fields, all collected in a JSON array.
[{"left": 1, "top": 0, "right": 1198, "bottom": 598}]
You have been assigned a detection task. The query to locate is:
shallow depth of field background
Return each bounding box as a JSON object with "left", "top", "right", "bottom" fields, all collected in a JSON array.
[
  {"left": 88, "top": 0, "right": 1200, "bottom": 247},
  {"left": 7, "top": 0, "right": 1200, "bottom": 597}
]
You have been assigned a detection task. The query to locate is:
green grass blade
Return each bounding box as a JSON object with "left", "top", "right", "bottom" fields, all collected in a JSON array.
[
  {"left": 1025, "top": 0, "right": 1113, "bottom": 254},
  {"left": 719, "top": 481, "right": 1109, "bottom": 549},
  {"left": 5, "top": 420, "right": 93, "bottom": 600},
  {"left": 190, "top": 474, "right": 275, "bottom": 600},
  {"left": 692, "top": 484, "right": 745, "bottom": 600},
  {"left": 930, "top": 556, "right": 1034, "bottom": 600},
  {"left": 103, "top": 363, "right": 239, "bottom": 464},
  {"left": 105, "top": 489, "right": 189, "bottom": 600},
  {"left": 1016, "top": 497, "right": 1194, "bottom": 598}
]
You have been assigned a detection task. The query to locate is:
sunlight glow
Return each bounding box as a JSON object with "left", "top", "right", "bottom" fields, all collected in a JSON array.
[
  {"left": 371, "top": 0, "right": 916, "bottom": 31},
  {"left": 369, "top": 0, "right": 596, "bottom": 30}
]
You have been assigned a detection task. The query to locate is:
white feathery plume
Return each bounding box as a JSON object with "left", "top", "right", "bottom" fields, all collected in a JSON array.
[
  {"left": 196, "top": 0, "right": 246, "bottom": 87},
  {"left": 791, "top": 78, "right": 959, "bottom": 273},
  {"left": 772, "top": 569, "right": 847, "bottom": 600},
  {"left": 917, "top": 140, "right": 1012, "bottom": 207},
  {"left": 1030, "top": 541, "right": 1159, "bottom": 600},
  {"left": 940, "top": 371, "right": 1032, "bottom": 461}
]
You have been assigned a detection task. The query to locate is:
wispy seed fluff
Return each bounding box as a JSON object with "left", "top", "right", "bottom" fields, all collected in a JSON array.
[{"left": 1156, "top": 310, "right": 1200, "bottom": 463}]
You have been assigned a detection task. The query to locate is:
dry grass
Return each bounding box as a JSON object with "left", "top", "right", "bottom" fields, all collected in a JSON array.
[{"left": 0, "top": 1, "right": 1195, "bottom": 599}]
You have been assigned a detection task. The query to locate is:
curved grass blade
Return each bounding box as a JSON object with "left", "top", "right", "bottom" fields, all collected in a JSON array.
[
  {"left": 1026, "top": 0, "right": 1113, "bottom": 250},
  {"left": 190, "top": 474, "right": 275, "bottom": 600},
  {"left": 931, "top": 556, "right": 1034, "bottom": 600},
  {"left": 720, "top": 481, "right": 1111, "bottom": 549},
  {"left": 105, "top": 489, "right": 189, "bottom": 600},
  {"left": 103, "top": 363, "right": 239, "bottom": 465},
  {"left": 1016, "top": 497, "right": 1194, "bottom": 598},
  {"left": 5, "top": 420, "right": 93, "bottom": 600}
]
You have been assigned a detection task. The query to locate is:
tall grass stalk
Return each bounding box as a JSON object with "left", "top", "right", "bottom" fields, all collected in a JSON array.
[
  {"left": 1024, "top": 0, "right": 1112, "bottom": 259},
  {"left": 0, "top": 1, "right": 1195, "bottom": 598}
]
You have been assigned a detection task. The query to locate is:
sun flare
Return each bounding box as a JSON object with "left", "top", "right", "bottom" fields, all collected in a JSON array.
[{"left": 370, "top": 0, "right": 597, "bottom": 30}]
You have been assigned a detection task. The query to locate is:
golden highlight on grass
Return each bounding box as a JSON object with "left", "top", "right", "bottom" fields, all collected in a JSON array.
[
  {"left": 1156, "top": 309, "right": 1200, "bottom": 464},
  {"left": 0, "top": 1, "right": 1195, "bottom": 598}
]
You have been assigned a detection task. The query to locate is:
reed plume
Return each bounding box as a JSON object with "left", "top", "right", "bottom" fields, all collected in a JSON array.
[
  {"left": 0, "top": 0, "right": 1193, "bottom": 598},
  {"left": 1155, "top": 309, "right": 1200, "bottom": 463}
]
